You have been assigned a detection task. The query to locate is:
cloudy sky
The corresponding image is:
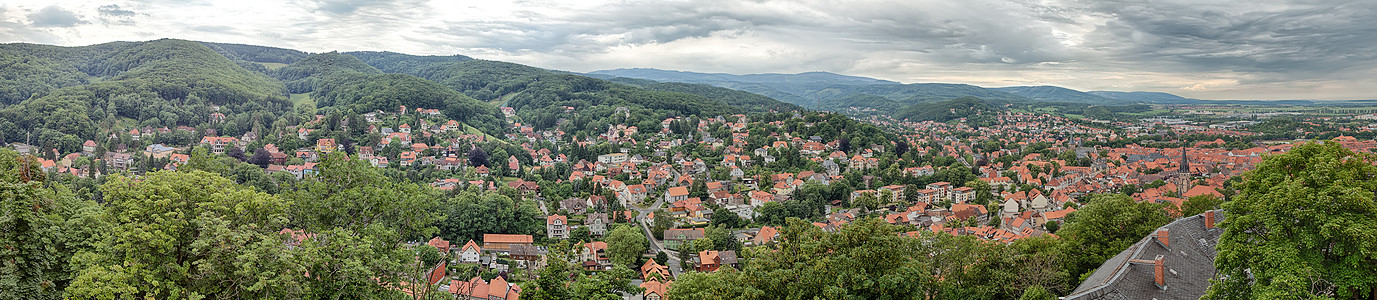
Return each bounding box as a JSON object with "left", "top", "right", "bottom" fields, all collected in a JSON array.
[{"left": 1, "top": 0, "right": 1375, "bottom": 100}]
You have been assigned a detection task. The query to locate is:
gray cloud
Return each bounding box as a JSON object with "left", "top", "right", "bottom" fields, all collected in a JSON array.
[
  {"left": 1082, "top": 1, "right": 1377, "bottom": 78},
  {"left": 309, "top": 0, "right": 413, "bottom": 15},
  {"left": 2, "top": 0, "right": 1376, "bottom": 99},
  {"left": 97, "top": 4, "right": 138, "bottom": 25},
  {"left": 28, "top": 5, "right": 89, "bottom": 28},
  {"left": 98, "top": 5, "right": 135, "bottom": 17}
]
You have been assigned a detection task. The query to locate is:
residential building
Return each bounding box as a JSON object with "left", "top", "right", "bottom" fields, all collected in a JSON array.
[
  {"left": 481, "top": 234, "right": 533, "bottom": 253},
  {"left": 547, "top": 214, "right": 568, "bottom": 239}
]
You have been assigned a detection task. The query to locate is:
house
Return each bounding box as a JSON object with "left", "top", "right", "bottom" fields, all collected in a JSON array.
[
  {"left": 641, "top": 260, "right": 671, "bottom": 281},
  {"left": 586, "top": 213, "right": 610, "bottom": 236},
  {"left": 143, "top": 144, "right": 177, "bottom": 159},
  {"left": 82, "top": 140, "right": 97, "bottom": 154},
  {"left": 640, "top": 278, "right": 671, "bottom": 300},
  {"left": 316, "top": 138, "right": 336, "bottom": 153},
  {"left": 663, "top": 185, "right": 688, "bottom": 202},
  {"left": 104, "top": 152, "right": 132, "bottom": 170},
  {"left": 953, "top": 187, "right": 975, "bottom": 203},
  {"left": 427, "top": 236, "right": 451, "bottom": 253},
  {"left": 696, "top": 250, "right": 738, "bottom": 272},
  {"left": 547, "top": 214, "right": 569, "bottom": 239},
  {"left": 560, "top": 198, "right": 589, "bottom": 214},
  {"left": 449, "top": 276, "right": 521, "bottom": 300},
  {"left": 1064, "top": 210, "right": 1225, "bottom": 300},
  {"left": 598, "top": 153, "right": 629, "bottom": 164},
  {"left": 625, "top": 184, "right": 649, "bottom": 203},
  {"left": 662, "top": 228, "right": 705, "bottom": 251},
  {"left": 459, "top": 240, "right": 482, "bottom": 263},
  {"left": 878, "top": 185, "right": 906, "bottom": 202},
  {"left": 926, "top": 182, "right": 953, "bottom": 201},
  {"left": 579, "top": 242, "right": 611, "bottom": 270},
  {"left": 199, "top": 136, "right": 241, "bottom": 154},
  {"left": 752, "top": 226, "right": 778, "bottom": 245},
  {"left": 481, "top": 234, "right": 533, "bottom": 253}
]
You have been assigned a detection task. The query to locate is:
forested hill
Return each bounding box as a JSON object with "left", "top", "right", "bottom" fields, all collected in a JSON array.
[
  {"left": 343, "top": 51, "right": 474, "bottom": 74},
  {"left": 894, "top": 97, "right": 1007, "bottom": 122},
  {"left": 201, "top": 42, "right": 311, "bottom": 64},
  {"left": 343, "top": 54, "right": 803, "bottom": 133},
  {"left": 994, "top": 86, "right": 1128, "bottom": 104},
  {"left": 274, "top": 52, "right": 382, "bottom": 93},
  {"left": 0, "top": 39, "right": 805, "bottom": 153},
  {"left": 606, "top": 77, "right": 804, "bottom": 112},
  {"left": 311, "top": 72, "right": 505, "bottom": 134},
  {"left": 0, "top": 39, "right": 290, "bottom": 152}
]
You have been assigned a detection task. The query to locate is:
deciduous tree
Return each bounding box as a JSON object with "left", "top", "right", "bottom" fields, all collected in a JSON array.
[{"left": 1206, "top": 142, "right": 1377, "bottom": 299}]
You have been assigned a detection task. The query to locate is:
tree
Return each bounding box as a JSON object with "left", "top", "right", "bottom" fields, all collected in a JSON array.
[
  {"left": 605, "top": 224, "right": 647, "bottom": 267},
  {"left": 710, "top": 207, "right": 744, "bottom": 228},
  {"left": 1179, "top": 194, "right": 1224, "bottom": 217},
  {"left": 570, "top": 226, "right": 592, "bottom": 243},
  {"left": 651, "top": 209, "right": 672, "bottom": 240},
  {"left": 1, "top": 179, "right": 100, "bottom": 299},
  {"left": 524, "top": 257, "right": 573, "bottom": 300},
  {"left": 571, "top": 266, "right": 643, "bottom": 299},
  {"left": 249, "top": 147, "right": 271, "bottom": 167},
  {"left": 1206, "top": 142, "right": 1377, "bottom": 299},
  {"left": 280, "top": 153, "right": 441, "bottom": 298},
  {"left": 1043, "top": 221, "right": 1060, "bottom": 233},
  {"left": 655, "top": 251, "right": 669, "bottom": 265},
  {"left": 416, "top": 245, "right": 442, "bottom": 267},
  {"left": 667, "top": 268, "right": 747, "bottom": 299},
  {"left": 1056, "top": 193, "right": 1172, "bottom": 286},
  {"left": 226, "top": 146, "right": 247, "bottom": 162},
  {"left": 67, "top": 171, "right": 294, "bottom": 299},
  {"left": 468, "top": 147, "right": 488, "bottom": 167},
  {"left": 1019, "top": 285, "right": 1057, "bottom": 300}
]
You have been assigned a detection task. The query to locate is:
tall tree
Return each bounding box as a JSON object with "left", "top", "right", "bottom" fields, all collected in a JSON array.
[
  {"left": 281, "top": 153, "right": 442, "bottom": 298},
  {"left": 66, "top": 171, "right": 293, "bottom": 299},
  {"left": 605, "top": 224, "right": 648, "bottom": 268},
  {"left": 1056, "top": 193, "right": 1172, "bottom": 286},
  {"left": 1206, "top": 142, "right": 1377, "bottom": 299}
]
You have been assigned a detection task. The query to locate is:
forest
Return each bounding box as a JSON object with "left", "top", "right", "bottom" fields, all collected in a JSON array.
[{"left": 0, "top": 39, "right": 804, "bottom": 160}]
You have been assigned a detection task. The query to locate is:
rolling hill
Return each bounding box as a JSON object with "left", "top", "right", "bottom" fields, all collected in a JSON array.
[
  {"left": 0, "top": 39, "right": 809, "bottom": 152},
  {"left": 0, "top": 39, "right": 291, "bottom": 152},
  {"left": 591, "top": 68, "right": 1226, "bottom": 110},
  {"left": 995, "top": 86, "right": 1127, "bottom": 104}
]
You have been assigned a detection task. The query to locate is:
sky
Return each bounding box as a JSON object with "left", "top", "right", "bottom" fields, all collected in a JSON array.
[{"left": 1, "top": 0, "right": 1375, "bottom": 100}]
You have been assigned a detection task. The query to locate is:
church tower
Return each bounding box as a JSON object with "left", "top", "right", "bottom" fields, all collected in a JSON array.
[{"left": 1176, "top": 147, "right": 1191, "bottom": 196}]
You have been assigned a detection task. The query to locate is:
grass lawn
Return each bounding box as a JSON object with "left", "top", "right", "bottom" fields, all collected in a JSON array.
[{"left": 289, "top": 93, "right": 315, "bottom": 110}]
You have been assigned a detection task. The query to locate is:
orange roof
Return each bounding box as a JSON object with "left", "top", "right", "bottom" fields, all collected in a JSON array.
[
  {"left": 667, "top": 186, "right": 689, "bottom": 197},
  {"left": 483, "top": 234, "right": 533, "bottom": 244}
]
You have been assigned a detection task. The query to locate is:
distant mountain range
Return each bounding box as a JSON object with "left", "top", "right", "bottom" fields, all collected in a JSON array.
[{"left": 589, "top": 68, "right": 1227, "bottom": 110}]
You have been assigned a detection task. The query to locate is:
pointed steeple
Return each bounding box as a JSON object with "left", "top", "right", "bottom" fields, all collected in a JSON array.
[{"left": 1178, "top": 147, "right": 1190, "bottom": 174}]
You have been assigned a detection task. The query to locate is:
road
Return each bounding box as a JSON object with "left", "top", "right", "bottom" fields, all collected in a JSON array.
[{"left": 631, "top": 197, "right": 683, "bottom": 277}]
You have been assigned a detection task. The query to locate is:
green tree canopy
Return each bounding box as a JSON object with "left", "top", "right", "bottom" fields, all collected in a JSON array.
[
  {"left": 1206, "top": 142, "right": 1377, "bottom": 299},
  {"left": 1056, "top": 193, "right": 1172, "bottom": 286},
  {"left": 605, "top": 224, "right": 648, "bottom": 267}
]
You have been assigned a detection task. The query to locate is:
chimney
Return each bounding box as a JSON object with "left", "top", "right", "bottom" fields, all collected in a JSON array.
[
  {"left": 1204, "top": 211, "right": 1216, "bottom": 229},
  {"left": 1155, "top": 229, "right": 1170, "bottom": 249},
  {"left": 1153, "top": 255, "right": 1166, "bottom": 289}
]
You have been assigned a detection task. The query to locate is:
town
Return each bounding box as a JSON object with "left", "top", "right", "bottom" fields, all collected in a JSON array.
[{"left": 12, "top": 97, "right": 1377, "bottom": 299}]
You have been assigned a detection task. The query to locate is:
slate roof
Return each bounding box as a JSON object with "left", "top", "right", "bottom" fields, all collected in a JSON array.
[{"left": 1064, "top": 210, "right": 1226, "bottom": 300}]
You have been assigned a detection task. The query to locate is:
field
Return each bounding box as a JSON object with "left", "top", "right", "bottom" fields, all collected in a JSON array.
[{"left": 289, "top": 93, "right": 315, "bottom": 110}]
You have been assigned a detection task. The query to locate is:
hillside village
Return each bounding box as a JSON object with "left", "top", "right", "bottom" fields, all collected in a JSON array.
[{"left": 14, "top": 97, "right": 1377, "bottom": 299}]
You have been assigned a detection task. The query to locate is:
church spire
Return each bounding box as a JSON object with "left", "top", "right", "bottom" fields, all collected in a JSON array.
[{"left": 1179, "top": 147, "right": 1190, "bottom": 174}]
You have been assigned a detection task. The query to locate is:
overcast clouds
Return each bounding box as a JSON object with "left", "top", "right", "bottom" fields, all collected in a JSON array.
[{"left": 1, "top": 0, "right": 1374, "bottom": 100}]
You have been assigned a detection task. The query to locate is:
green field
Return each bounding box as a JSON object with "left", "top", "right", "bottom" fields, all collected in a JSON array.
[{"left": 289, "top": 93, "right": 314, "bottom": 110}]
